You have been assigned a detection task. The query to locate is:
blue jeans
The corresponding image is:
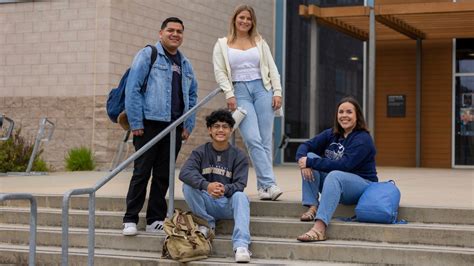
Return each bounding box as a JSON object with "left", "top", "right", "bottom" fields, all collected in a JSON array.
[
  {"left": 301, "top": 153, "right": 371, "bottom": 225},
  {"left": 182, "top": 184, "right": 251, "bottom": 250},
  {"left": 234, "top": 79, "right": 276, "bottom": 190}
]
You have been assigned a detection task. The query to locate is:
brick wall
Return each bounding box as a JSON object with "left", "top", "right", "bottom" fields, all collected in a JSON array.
[
  {"left": 0, "top": 0, "right": 100, "bottom": 170},
  {"left": 0, "top": 0, "right": 276, "bottom": 170}
]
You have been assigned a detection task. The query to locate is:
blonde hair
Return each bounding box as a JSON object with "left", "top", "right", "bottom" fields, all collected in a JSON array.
[{"left": 227, "top": 5, "right": 261, "bottom": 45}]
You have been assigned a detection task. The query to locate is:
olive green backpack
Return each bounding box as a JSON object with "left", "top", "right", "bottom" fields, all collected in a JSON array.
[{"left": 161, "top": 209, "right": 214, "bottom": 262}]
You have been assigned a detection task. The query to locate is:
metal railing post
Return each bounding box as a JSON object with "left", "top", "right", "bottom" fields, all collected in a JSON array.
[
  {"left": 61, "top": 193, "right": 71, "bottom": 266},
  {"left": 110, "top": 130, "right": 132, "bottom": 170},
  {"left": 61, "top": 187, "right": 94, "bottom": 266},
  {"left": 0, "top": 193, "right": 37, "bottom": 266},
  {"left": 167, "top": 128, "right": 177, "bottom": 218},
  {"left": 28, "top": 196, "right": 37, "bottom": 266},
  {"left": 88, "top": 192, "right": 95, "bottom": 266},
  {"left": 0, "top": 115, "right": 15, "bottom": 141},
  {"left": 26, "top": 118, "right": 55, "bottom": 173}
]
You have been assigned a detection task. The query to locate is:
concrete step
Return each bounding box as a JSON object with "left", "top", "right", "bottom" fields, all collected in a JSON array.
[
  {"left": 2, "top": 194, "right": 473, "bottom": 224},
  {"left": 218, "top": 218, "right": 474, "bottom": 248},
  {"left": 0, "top": 237, "right": 472, "bottom": 265},
  {"left": 1, "top": 205, "right": 474, "bottom": 249},
  {"left": 2, "top": 195, "right": 474, "bottom": 265},
  {"left": 0, "top": 243, "right": 354, "bottom": 266}
]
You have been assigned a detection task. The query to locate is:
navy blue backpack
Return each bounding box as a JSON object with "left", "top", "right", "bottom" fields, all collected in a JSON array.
[
  {"left": 354, "top": 180, "right": 406, "bottom": 224},
  {"left": 106, "top": 45, "right": 157, "bottom": 123}
]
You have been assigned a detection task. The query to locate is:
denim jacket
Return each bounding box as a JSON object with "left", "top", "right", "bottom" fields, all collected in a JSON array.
[{"left": 125, "top": 42, "right": 198, "bottom": 132}]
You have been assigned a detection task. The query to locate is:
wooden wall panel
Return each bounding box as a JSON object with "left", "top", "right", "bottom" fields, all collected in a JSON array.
[
  {"left": 421, "top": 40, "right": 452, "bottom": 168},
  {"left": 374, "top": 39, "right": 452, "bottom": 168},
  {"left": 375, "top": 40, "right": 417, "bottom": 166}
]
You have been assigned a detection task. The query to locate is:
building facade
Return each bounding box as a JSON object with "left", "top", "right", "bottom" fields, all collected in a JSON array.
[
  {"left": 1, "top": 0, "right": 472, "bottom": 170},
  {"left": 0, "top": 0, "right": 276, "bottom": 170},
  {"left": 284, "top": 0, "right": 474, "bottom": 168}
]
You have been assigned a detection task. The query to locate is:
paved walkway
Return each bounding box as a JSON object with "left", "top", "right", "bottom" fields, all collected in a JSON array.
[{"left": 0, "top": 166, "right": 473, "bottom": 208}]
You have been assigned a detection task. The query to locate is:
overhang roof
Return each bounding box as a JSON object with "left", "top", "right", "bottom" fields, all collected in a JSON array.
[{"left": 299, "top": 2, "right": 474, "bottom": 41}]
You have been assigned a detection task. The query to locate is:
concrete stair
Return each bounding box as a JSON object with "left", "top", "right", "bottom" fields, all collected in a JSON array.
[{"left": 1, "top": 195, "right": 473, "bottom": 265}]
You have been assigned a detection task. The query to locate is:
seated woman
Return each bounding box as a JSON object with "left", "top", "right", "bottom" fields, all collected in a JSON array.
[{"left": 295, "top": 97, "right": 378, "bottom": 242}]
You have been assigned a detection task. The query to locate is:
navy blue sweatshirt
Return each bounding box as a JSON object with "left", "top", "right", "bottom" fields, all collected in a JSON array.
[
  {"left": 295, "top": 128, "right": 378, "bottom": 182},
  {"left": 179, "top": 142, "right": 249, "bottom": 198}
]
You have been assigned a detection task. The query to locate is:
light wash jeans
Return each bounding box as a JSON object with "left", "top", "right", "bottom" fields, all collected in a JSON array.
[
  {"left": 301, "top": 153, "right": 371, "bottom": 225},
  {"left": 234, "top": 79, "right": 276, "bottom": 190},
  {"left": 182, "top": 184, "right": 251, "bottom": 250}
]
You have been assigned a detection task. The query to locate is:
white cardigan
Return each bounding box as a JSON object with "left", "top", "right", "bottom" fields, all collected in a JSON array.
[{"left": 212, "top": 37, "right": 282, "bottom": 99}]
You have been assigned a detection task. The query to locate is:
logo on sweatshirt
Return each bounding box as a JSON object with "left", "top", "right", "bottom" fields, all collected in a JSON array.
[
  {"left": 202, "top": 165, "right": 232, "bottom": 178},
  {"left": 325, "top": 142, "right": 344, "bottom": 160}
]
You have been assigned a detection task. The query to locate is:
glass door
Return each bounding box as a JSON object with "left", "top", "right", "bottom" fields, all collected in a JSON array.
[{"left": 453, "top": 39, "right": 474, "bottom": 167}]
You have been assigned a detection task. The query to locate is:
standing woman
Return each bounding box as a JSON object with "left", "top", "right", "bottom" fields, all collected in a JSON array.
[
  {"left": 213, "top": 5, "right": 283, "bottom": 200},
  {"left": 295, "top": 97, "right": 378, "bottom": 241}
]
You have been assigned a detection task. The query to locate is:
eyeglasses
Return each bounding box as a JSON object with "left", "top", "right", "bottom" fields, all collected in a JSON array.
[{"left": 211, "top": 123, "right": 231, "bottom": 130}]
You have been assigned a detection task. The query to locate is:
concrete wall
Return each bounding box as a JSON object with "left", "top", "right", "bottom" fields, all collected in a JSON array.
[{"left": 0, "top": 0, "right": 276, "bottom": 170}]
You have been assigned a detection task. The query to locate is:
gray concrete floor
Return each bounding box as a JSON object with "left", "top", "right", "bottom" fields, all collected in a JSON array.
[{"left": 0, "top": 166, "right": 473, "bottom": 208}]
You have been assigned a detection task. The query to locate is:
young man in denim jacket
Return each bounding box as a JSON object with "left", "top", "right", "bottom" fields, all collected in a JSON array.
[{"left": 122, "top": 17, "right": 198, "bottom": 236}]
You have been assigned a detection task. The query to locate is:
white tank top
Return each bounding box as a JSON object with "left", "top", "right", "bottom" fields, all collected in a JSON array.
[{"left": 228, "top": 47, "right": 262, "bottom": 82}]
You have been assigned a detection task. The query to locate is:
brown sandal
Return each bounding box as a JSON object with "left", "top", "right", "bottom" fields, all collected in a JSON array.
[
  {"left": 300, "top": 207, "right": 317, "bottom": 222},
  {"left": 296, "top": 228, "right": 327, "bottom": 242}
]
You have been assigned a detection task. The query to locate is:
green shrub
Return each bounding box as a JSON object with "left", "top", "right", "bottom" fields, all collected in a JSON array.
[
  {"left": 33, "top": 158, "right": 50, "bottom": 172},
  {"left": 0, "top": 128, "right": 49, "bottom": 172},
  {"left": 65, "top": 147, "right": 96, "bottom": 171}
]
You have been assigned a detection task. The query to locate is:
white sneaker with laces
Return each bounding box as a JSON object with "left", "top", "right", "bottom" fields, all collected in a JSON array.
[
  {"left": 146, "top": 220, "right": 164, "bottom": 233},
  {"left": 234, "top": 247, "right": 251, "bottom": 263},
  {"left": 268, "top": 185, "right": 283, "bottom": 201},
  {"left": 197, "top": 225, "right": 210, "bottom": 238},
  {"left": 122, "top": 222, "right": 137, "bottom": 236},
  {"left": 257, "top": 188, "right": 271, "bottom": 200}
]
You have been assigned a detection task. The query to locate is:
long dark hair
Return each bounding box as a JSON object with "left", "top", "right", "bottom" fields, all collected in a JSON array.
[{"left": 333, "top": 97, "right": 369, "bottom": 135}]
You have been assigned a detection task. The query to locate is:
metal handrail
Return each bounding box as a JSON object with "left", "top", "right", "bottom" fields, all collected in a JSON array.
[
  {"left": 61, "top": 88, "right": 222, "bottom": 266},
  {"left": 0, "top": 193, "right": 37, "bottom": 266},
  {"left": 0, "top": 114, "right": 15, "bottom": 141},
  {"left": 110, "top": 130, "right": 132, "bottom": 170},
  {"left": 26, "top": 118, "right": 55, "bottom": 173}
]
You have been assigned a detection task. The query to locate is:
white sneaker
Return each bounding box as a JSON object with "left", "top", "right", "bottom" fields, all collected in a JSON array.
[
  {"left": 146, "top": 220, "right": 164, "bottom": 233},
  {"left": 268, "top": 185, "right": 283, "bottom": 201},
  {"left": 235, "top": 247, "right": 251, "bottom": 263},
  {"left": 122, "top": 222, "right": 137, "bottom": 236},
  {"left": 197, "top": 225, "right": 210, "bottom": 238},
  {"left": 257, "top": 188, "right": 271, "bottom": 200}
]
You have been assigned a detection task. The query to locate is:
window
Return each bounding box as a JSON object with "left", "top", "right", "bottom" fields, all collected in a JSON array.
[
  {"left": 454, "top": 39, "right": 474, "bottom": 166},
  {"left": 283, "top": 0, "right": 364, "bottom": 163}
]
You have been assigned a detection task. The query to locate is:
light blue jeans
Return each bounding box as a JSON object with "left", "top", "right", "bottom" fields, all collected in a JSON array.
[
  {"left": 234, "top": 79, "right": 276, "bottom": 190},
  {"left": 301, "top": 153, "right": 371, "bottom": 225},
  {"left": 182, "top": 184, "right": 251, "bottom": 250}
]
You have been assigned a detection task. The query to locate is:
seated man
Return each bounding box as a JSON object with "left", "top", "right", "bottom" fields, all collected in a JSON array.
[{"left": 179, "top": 109, "right": 252, "bottom": 263}]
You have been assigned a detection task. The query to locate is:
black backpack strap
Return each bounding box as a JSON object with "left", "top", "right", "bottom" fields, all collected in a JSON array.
[
  {"left": 142, "top": 44, "right": 158, "bottom": 93},
  {"left": 147, "top": 44, "right": 158, "bottom": 66}
]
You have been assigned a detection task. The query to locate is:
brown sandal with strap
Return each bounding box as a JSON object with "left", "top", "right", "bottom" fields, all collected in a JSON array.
[
  {"left": 296, "top": 228, "right": 327, "bottom": 242},
  {"left": 300, "top": 207, "right": 317, "bottom": 222}
]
